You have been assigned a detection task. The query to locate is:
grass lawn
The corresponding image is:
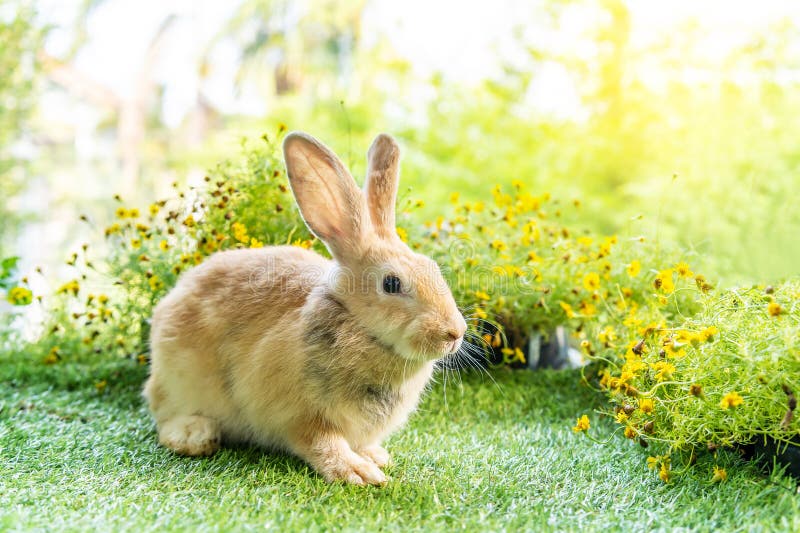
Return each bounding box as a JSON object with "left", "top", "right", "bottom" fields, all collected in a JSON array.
[{"left": 1, "top": 355, "right": 798, "bottom": 532}]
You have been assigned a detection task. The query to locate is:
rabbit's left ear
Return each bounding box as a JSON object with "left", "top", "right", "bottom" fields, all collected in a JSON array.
[
  {"left": 363, "top": 133, "right": 401, "bottom": 240},
  {"left": 283, "top": 132, "right": 369, "bottom": 258}
]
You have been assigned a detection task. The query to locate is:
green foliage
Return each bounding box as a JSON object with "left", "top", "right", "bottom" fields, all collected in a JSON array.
[
  {"left": 588, "top": 281, "right": 800, "bottom": 482},
  {"left": 0, "top": 257, "right": 21, "bottom": 291},
  {"left": 409, "top": 182, "right": 698, "bottom": 363}
]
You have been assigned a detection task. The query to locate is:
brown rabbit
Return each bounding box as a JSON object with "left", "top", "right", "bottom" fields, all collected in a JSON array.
[{"left": 143, "top": 132, "right": 466, "bottom": 485}]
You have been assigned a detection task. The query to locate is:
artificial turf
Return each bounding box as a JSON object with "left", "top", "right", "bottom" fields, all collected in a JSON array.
[{"left": 1, "top": 355, "right": 798, "bottom": 532}]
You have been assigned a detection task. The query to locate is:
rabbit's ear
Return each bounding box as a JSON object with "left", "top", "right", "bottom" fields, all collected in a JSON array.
[
  {"left": 363, "top": 133, "right": 401, "bottom": 239},
  {"left": 283, "top": 132, "right": 368, "bottom": 257}
]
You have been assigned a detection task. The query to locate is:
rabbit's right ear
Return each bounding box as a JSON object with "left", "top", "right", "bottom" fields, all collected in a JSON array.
[{"left": 283, "top": 132, "right": 369, "bottom": 258}]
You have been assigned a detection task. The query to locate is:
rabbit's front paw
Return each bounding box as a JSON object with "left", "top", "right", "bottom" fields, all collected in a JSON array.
[
  {"left": 358, "top": 444, "right": 391, "bottom": 468},
  {"left": 324, "top": 452, "right": 387, "bottom": 485},
  {"left": 300, "top": 435, "right": 388, "bottom": 485},
  {"left": 158, "top": 415, "right": 220, "bottom": 457}
]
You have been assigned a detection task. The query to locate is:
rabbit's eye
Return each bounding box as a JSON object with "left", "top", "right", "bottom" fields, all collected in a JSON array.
[{"left": 382, "top": 275, "right": 402, "bottom": 295}]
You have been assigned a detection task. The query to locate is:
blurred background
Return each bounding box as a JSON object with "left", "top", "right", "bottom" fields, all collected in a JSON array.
[{"left": 2, "top": 0, "right": 799, "bottom": 288}]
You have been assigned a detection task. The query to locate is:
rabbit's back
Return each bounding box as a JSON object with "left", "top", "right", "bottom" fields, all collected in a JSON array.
[{"left": 145, "top": 246, "right": 330, "bottom": 444}]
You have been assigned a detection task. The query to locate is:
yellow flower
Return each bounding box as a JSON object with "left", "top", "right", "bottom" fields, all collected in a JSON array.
[
  {"left": 57, "top": 280, "right": 81, "bottom": 296},
  {"left": 491, "top": 266, "right": 506, "bottom": 276},
  {"left": 527, "top": 250, "right": 541, "bottom": 263},
  {"left": 654, "top": 269, "right": 675, "bottom": 294},
  {"left": 699, "top": 326, "right": 719, "bottom": 342},
  {"left": 711, "top": 465, "right": 728, "bottom": 483},
  {"left": 490, "top": 239, "right": 507, "bottom": 251},
  {"left": 474, "top": 308, "right": 487, "bottom": 320},
  {"left": 148, "top": 275, "right": 164, "bottom": 292},
  {"left": 502, "top": 347, "right": 526, "bottom": 364},
  {"left": 492, "top": 186, "right": 512, "bottom": 207},
  {"left": 622, "top": 358, "right": 645, "bottom": 375},
  {"left": 115, "top": 207, "right": 128, "bottom": 218},
  {"left": 6, "top": 286, "right": 33, "bottom": 306},
  {"left": 720, "top": 391, "right": 744, "bottom": 409},
  {"left": 522, "top": 221, "right": 540, "bottom": 242},
  {"left": 559, "top": 301, "right": 576, "bottom": 318},
  {"left": 646, "top": 456, "right": 659, "bottom": 470},
  {"left": 183, "top": 215, "right": 196, "bottom": 227},
  {"left": 474, "top": 290, "right": 491, "bottom": 301},
  {"left": 626, "top": 260, "right": 641, "bottom": 278},
  {"left": 767, "top": 302, "right": 782, "bottom": 317},
  {"left": 572, "top": 415, "right": 590, "bottom": 433},
  {"left": 615, "top": 411, "right": 628, "bottom": 424},
  {"left": 651, "top": 361, "right": 676, "bottom": 382},
  {"left": 128, "top": 208, "right": 140, "bottom": 218},
  {"left": 621, "top": 287, "right": 633, "bottom": 298},
  {"left": 675, "top": 262, "right": 694, "bottom": 278},
  {"left": 639, "top": 398, "right": 655, "bottom": 414},
  {"left": 130, "top": 239, "right": 141, "bottom": 249},
  {"left": 558, "top": 302, "right": 575, "bottom": 318},
  {"left": 598, "top": 326, "right": 617, "bottom": 344},
  {"left": 149, "top": 203, "right": 160, "bottom": 216},
  {"left": 396, "top": 227, "right": 408, "bottom": 243},
  {"left": 414, "top": 199, "right": 425, "bottom": 208},
  {"left": 249, "top": 237, "right": 264, "bottom": 248},
  {"left": 511, "top": 179, "right": 525, "bottom": 190},
  {"left": 579, "top": 301, "right": 597, "bottom": 317},
  {"left": 659, "top": 463, "right": 671, "bottom": 483},
  {"left": 43, "top": 346, "right": 60, "bottom": 365},
  {"left": 623, "top": 425, "right": 636, "bottom": 439},
  {"left": 158, "top": 240, "right": 169, "bottom": 251},
  {"left": 232, "top": 222, "right": 249, "bottom": 243},
  {"left": 582, "top": 272, "right": 600, "bottom": 292},
  {"left": 105, "top": 223, "right": 121, "bottom": 236},
  {"left": 449, "top": 192, "right": 460, "bottom": 204}
]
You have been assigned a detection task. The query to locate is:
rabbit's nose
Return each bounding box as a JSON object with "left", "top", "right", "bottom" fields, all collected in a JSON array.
[
  {"left": 445, "top": 330, "right": 460, "bottom": 342},
  {"left": 445, "top": 320, "right": 466, "bottom": 341}
]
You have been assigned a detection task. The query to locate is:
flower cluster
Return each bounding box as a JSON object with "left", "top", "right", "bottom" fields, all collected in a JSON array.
[
  {"left": 409, "top": 180, "right": 690, "bottom": 369},
  {"left": 589, "top": 281, "right": 799, "bottom": 482}
]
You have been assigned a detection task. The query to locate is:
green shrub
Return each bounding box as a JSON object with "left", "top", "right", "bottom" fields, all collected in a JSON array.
[
  {"left": 586, "top": 281, "right": 799, "bottom": 483},
  {"left": 413, "top": 182, "right": 699, "bottom": 365}
]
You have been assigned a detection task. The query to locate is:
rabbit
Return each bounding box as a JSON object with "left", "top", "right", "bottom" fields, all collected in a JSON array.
[{"left": 143, "top": 131, "right": 467, "bottom": 485}]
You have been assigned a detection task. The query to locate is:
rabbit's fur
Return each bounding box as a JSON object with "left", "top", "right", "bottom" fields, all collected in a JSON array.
[{"left": 144, "top": 132, "right": 466, "bottom": 485}]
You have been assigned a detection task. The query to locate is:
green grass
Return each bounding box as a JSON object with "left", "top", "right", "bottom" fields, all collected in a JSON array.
[{"left": 1, "top": 356, "right": 798, "bottom": 532}]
